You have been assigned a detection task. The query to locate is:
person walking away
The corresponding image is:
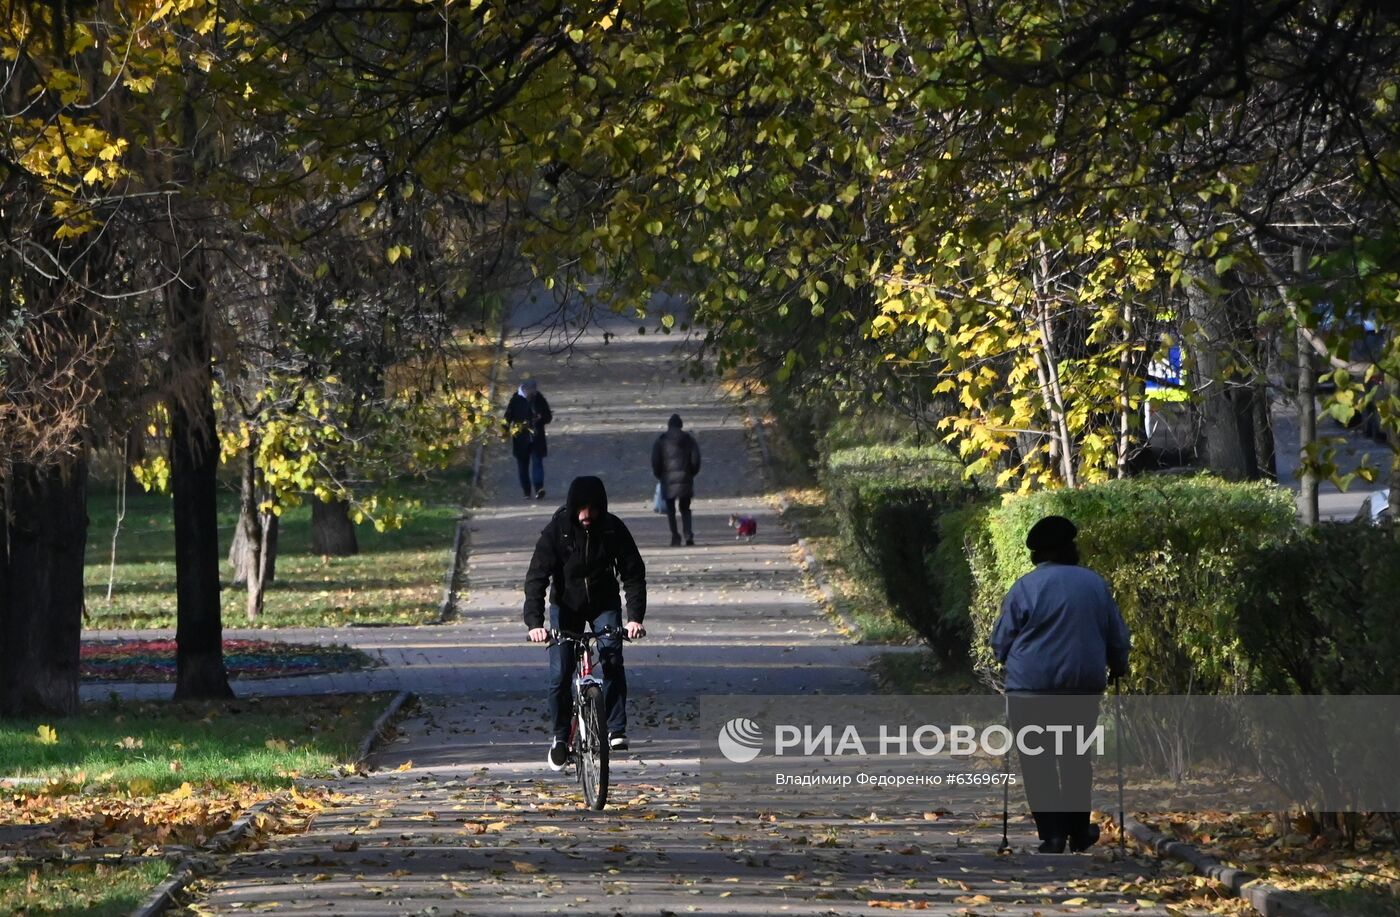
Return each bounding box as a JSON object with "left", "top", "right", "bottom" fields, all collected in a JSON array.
[
  {"left": 524, "top": 476, "right": 647, "bottom": 768},
  {"left": 651, "top": 413, "right": 701, "bottom": 546},
  {"left": 990, "top": 515, "right": 1130, "bottom": 854},
  {"left": 504, "top": 378, "right": 552, "bottom": 499}
]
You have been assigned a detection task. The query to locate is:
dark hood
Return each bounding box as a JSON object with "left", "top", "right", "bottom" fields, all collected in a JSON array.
[{"left": 566, "top": 475, "right": 609, "bottom": 520}]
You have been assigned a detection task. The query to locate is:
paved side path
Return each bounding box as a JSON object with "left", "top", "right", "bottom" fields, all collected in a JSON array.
[{"left": 187, "top": 313, "right": 1203, "bottom": 915}]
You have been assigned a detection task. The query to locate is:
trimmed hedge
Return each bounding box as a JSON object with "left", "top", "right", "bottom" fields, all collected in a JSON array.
[
  {"left": 827, "top": 452, "right": 1399, "bottom": 700},
  {"left": 1235, "top": 522, "right": 1400, "bottom": 695},
  {"left": 965, "top": 476, "right": 1297, "bottom": 694},
  {"left": 824, "top": 446, "right": 981, "bottom": 657}
]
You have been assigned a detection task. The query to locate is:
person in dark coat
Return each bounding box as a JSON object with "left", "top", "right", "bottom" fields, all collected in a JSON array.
[
  {"left": 990, "top": 515, "right": 1131, "bottom": 854},
  {"left": 503, "top": 378, "right": 552, "bottom": 499},
  {"left": 524, "top": 476, "right": 647, "bottom": 768},
  {"left": 650, "top": 413, "right": 702, "bottom": 546}
]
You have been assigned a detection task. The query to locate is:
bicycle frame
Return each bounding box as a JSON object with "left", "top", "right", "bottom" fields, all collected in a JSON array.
[
  {"left": 549, "top": 626, "right": 627, "bottom": 810},
  {"left": 567, "top": 637, "right": 605, "bottom": 751}
]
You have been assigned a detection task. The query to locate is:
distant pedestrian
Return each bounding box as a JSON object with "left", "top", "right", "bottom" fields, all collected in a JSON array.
[
  {"left": 504, "top": 378, "right": 552, "bottom": 500},
  {"left": 651, "top": 413, "right": 701, "bottom": 546},
  {"left": 990, "top": 515, "right": 1130, "bottom": 854}
]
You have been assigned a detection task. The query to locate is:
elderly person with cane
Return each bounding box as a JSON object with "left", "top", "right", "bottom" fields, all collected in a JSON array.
[{"left": 991, "top": 515, "right": 1131, "bottom": 853}]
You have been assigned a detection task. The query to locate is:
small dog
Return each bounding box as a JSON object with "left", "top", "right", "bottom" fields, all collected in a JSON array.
[{"left": 728, "top": 514, "right": 758, "bottom": 540}]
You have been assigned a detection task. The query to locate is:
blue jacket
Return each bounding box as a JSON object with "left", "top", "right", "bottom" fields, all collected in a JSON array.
[{"left": 991, "top": 563, "right": 1130, "bottom": 694}]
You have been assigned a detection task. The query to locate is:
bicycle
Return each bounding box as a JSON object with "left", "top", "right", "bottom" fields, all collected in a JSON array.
[{"left": 547, "top": 626, "right": 630, "bottom": 810}]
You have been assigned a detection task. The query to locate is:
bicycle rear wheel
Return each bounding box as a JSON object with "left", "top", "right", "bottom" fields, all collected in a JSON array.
[{"left": 577, "top": 684, "right": 609, "bottom": 810}]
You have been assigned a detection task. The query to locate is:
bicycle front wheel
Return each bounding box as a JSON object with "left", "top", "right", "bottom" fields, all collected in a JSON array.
[{"left": 577, "top": 684, "right": 609, "bottom": 810}]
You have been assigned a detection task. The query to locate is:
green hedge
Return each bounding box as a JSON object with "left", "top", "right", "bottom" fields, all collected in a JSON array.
[
  {"left": 1235, "top": 523, "right": 1400, "bottom": 695},
  {"left": 965, "top": 475, "right": 1297, "bottom": 694},
  {"left": 824, "top": 446, "right": 980, "bottom": 657}
]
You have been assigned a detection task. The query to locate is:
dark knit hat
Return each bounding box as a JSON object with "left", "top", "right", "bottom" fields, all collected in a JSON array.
[
  {"left": 1025, "top": 515, "right": 1077, "bottom": 551},
  {"left": 667, "top": 413, "right": 683, "bottom": 429}
]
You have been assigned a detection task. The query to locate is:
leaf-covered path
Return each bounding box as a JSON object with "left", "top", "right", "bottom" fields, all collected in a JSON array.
[{"left": 187, "top": 313, "right": 1215, "bottom": 915}]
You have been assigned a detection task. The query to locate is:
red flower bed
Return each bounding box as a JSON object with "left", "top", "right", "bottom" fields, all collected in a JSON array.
[{"left": 80, "top": 639, "right": 374, "bottom": 683}]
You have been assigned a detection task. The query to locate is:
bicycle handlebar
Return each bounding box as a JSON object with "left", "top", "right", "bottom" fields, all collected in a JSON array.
[{"left": 527, "top": 626, "right": 641, "bottom": 646}]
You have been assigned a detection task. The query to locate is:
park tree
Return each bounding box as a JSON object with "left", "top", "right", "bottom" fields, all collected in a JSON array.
[
  {"left": 205, "top": 0, "right": 586, "bottom": 614},
  {"left": 520, "top": 0, "right": 1400, "bottom": 496},
  {"left": 0, "top": 0, "right": 149, "bottom": 714}
]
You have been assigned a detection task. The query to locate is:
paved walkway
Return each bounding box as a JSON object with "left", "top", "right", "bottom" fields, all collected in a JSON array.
[{"left": 179, "top": 310, "right": 1204, "bottom": 915}]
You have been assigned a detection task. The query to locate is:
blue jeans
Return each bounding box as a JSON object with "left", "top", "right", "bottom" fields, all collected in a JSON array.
[
  {"left": 548, "top": 605, "right": 627, "bottom": 742},
  {"left": 516, "top": 451, "right": 544, "bottom": 496}
]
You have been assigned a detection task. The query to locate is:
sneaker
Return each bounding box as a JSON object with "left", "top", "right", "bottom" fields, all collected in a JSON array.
[
  {"left": 534, "top": 488, "right": 546, "bottom": 500},
  {"left": 608, "top": 733, "right": 629, "bottom": 751},
  {"left": 547, "top": 740, "right": 568, "bottom": 771}
]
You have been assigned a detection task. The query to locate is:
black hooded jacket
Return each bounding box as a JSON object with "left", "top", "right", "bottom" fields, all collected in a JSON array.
[
  {"left": 523, "top": 476, "right": 647, "bottom": 628},
  {"left": 651, "top": 416, "right": 701, "bottom": 501}
]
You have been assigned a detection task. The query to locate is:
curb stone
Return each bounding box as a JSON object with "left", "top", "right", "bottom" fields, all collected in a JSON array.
[
  {"left": 127, "top": 795, "right": 282, "bottom": 917},
  {"left": 436, "top": 514, "right": 471, "bottom": 624},
  {"left": 745, "top": 408, "right": 859, "bottom": 637},
  {"left": 129, "top": 690, "right": 417, "bottom": 917},
  {"left": 1123, "top": 816, "right": 1337, "bottom": 917},
  {"left": 439, "top": 321, "right": 508, "bottom": 623},
  {"left": 354, "top": 690, "right": 417, "bottom": 769}
]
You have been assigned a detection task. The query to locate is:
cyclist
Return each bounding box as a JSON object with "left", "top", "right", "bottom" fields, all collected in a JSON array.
[{"left": 525, "top": 475, "right": 647, "bottom": 770}]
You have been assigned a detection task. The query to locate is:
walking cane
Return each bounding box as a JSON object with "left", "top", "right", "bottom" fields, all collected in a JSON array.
[
  {"left": 999, "top": 693, "right": 1011, "bottom": 853},
  {"left": 1114, "top": 675, "right": 1125, "bottom": 855}
]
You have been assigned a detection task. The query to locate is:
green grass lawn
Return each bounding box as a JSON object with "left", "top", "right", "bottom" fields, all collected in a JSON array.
[
  {"left": 869, "top": 649, "right": 987, "bottom": 695},
  {"left": 0, "top": 695, "right": 392, "bottom": 915},
  {"left": 777, "top": 486, "right": 919, "bottom": 644},
  {"left": 0, "top": 694, "right": 391, "bottom": 792},
  {"left": 751, "top": 405, "right": 919, "bottom": 644},
  {"left": 1313, "top": 886, "right": 1400, "bottom": 916},
  {"left": 84, "top": 467, "right": 473, "bottom": 628},
  {"left": 0, "top": 859, "right": 171, "bottom": 917}
]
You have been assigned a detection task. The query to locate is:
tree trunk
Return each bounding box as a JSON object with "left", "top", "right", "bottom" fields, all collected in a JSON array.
[
  {"left": 0, "top": 458, "right": 88, "bottom": 717},
  {"left": 243, "top": 510, "right": 279, "bottom": 625},
  {"left": 167, "top": 264, "right": 232, "bottom": 699},
  {"left": 229, "top": 447, "right": 257, "bottom": 587},
  {"left": 311, "top": 497, "right": 359, "bottom": 556},
  {"left": 1176, "top": 225, "right": 1255, "bottom": 480},
  {"left": 1249, "top": 378, "right": 1278, "bottom": 481},
  {"left": 1118, "top": 303, "right": 1135, "bottom": 479},
  {"left": 228, "top": 440, "right": 281, "bottom": 620},
  {"left": 169, "top": 386, "right": 232, "bottom": 699},
  {"left": 1034, "top": 248, "right": 1078, "bottom": 487},
  {"left": 1295, "top": 249, "right": 1319, "bottom": 525},
  {"left": 124, "top": 426, "right": 146, "bottom": 498},
  {"left": 166, "top": 67, "right": 231, "bottom": 701},
  {"left": 259, "top": 511, "right": 279, "bottom": 586}
]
